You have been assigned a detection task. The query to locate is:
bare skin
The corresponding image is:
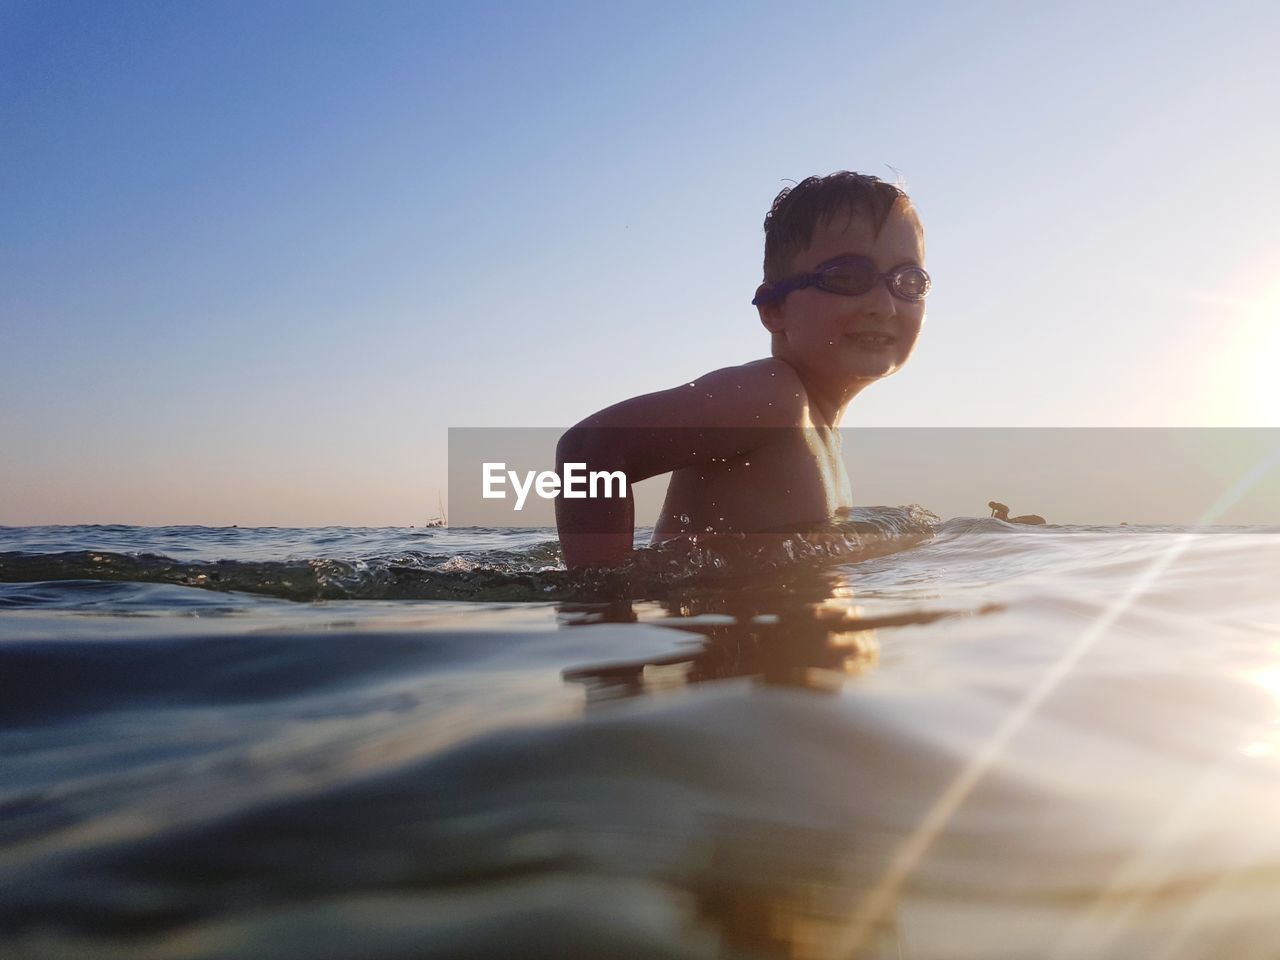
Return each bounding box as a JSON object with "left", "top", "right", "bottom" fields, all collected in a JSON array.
[
  {"left": 651, "top": 358, "right": 850, "bottom": 541},
  {"left": 556, "top": 204, "right": 926, "bottom": 569}
]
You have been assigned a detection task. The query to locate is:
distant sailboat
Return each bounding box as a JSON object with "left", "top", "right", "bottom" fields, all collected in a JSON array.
[
  {"left": 423, "top": 491, "right": 447, "bottom": 527},
  {"left": 988, "top": 500, "right": 1046, "bottom": 525}
]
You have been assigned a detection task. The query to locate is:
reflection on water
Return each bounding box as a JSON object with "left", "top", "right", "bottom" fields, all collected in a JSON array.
[
  {"left": 562, "top": 569, "right": 1002, "bottom": 701},
  {"left": 556, "top": 572, "right": 1007, "bottom": 958}
]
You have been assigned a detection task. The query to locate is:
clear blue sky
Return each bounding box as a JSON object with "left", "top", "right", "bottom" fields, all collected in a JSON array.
[{"left": 3, "top": 1, "right": 1278, "bottom": 525}]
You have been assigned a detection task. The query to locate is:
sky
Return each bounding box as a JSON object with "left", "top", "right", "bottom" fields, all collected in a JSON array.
[{"left": 2, "top": 0, "right": 1278, "bottom": 526}]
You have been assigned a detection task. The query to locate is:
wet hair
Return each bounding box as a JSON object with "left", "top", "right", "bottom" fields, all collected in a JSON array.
[{"left": 761, "top": 171, "right": 917, "bottom": 282}]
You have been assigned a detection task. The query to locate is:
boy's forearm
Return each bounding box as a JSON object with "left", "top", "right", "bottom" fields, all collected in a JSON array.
[
  {"left": 555, "top": 488, "right": 635, "bottom": 570},
  {"left": 555, "top": 427, "right": 635, "bottom": 570}
]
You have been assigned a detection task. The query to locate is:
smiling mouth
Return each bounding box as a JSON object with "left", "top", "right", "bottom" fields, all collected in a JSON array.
[{"left": 845, "top": 332, "right": 896, "bottom": 347}]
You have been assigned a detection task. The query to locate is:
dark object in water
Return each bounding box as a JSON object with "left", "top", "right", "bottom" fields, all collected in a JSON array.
[{"left": 988, "top": 501, "right": 1046, "bottom": 525}]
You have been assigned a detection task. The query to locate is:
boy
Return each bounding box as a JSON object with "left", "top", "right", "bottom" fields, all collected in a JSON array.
[{"left": 556, "top": 172, "right": 929, "bottom": 570}]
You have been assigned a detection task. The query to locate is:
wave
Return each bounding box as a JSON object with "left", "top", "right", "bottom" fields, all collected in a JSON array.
[{"left": 0, "top": 507, "right": 940, "bottom": 604}]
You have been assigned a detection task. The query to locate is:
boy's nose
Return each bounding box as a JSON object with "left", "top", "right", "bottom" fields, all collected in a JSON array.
[{"left": 859, "top": 280, "right": 898, "bottom": 317}]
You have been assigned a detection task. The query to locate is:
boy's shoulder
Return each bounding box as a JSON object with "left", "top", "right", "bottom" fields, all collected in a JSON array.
[
  {"left": 699, "top": 356, "right": 800, "bottom": 385},
  {"left": 570, "top": 358, "right": 809, "bottom": 432},
  {"left": 690, "top": 358, "right": 809, "bottom": 427}
]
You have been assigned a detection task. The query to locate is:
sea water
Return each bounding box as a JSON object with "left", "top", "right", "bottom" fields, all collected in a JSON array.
[{"left": 2, "top": 514, "right": 1279, "bottom": 959}]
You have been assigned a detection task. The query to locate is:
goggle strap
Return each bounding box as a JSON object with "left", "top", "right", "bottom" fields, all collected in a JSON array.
[{"left": 752, "top": 275, "right": 811, "bottom": 305}]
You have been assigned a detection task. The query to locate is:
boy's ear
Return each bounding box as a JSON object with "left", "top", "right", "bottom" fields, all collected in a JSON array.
[{"left": 755, "top": 285, "right": 786, "bottom": 333}]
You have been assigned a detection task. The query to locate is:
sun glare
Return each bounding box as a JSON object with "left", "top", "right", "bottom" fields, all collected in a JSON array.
[
  {"left": 1215, "top": 281, "right": 1280, "bottom": 425},
  {"left": 1247, "top": 320, "right": 1280, "bottom": 424}
]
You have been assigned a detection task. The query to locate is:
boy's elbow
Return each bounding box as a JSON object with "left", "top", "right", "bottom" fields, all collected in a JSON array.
[
  {"left": 557, "top": 423, "right": 624, "bottom": 471},
  {"left": 556, "top": 425, "right": 589, "bottom": 468}
]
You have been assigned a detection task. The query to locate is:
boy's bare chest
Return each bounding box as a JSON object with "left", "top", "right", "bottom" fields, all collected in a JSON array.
[{"left": 654, "top": 429, "right": 852, "bottom": 539}]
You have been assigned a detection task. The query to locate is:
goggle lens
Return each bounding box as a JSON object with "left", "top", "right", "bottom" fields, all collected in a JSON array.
[
  {"left": 891, "top": 266, "right": 931, "bottom": 302},
  {"left": 819, "top": 259, "right": 878, "bottom": 295}
]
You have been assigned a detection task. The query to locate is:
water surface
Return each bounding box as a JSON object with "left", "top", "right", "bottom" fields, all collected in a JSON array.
[{"left": 2, "top": 515, "right": 1278, "bottom": 958}]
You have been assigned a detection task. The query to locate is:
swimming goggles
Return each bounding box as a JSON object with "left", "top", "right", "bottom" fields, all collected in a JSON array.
[{"left": 752, "top": 255, "right": 931, "bottom": 305}]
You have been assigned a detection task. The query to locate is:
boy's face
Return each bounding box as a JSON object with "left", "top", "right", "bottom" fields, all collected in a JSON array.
[{"left": 759, "top": 204, "right": 926, "bottom": 392}]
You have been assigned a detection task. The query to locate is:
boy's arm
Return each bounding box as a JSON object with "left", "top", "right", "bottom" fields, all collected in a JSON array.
[{"left": 555, "top": 360, "right": 804, "bottom": 570}]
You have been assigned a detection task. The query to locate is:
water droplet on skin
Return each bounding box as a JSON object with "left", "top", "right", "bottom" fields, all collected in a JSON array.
[
  {"left": 744, "top": 461, "right": 751, "bottom": 466},
  {"left": 679, "top": 514, "right": 690, "bottom": 525},
  {"left": 687, "top": 382, "right": 696, "bottom": 387},
  {"left": 705, "top": 526, "right": 715, "bottom": 532}
]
